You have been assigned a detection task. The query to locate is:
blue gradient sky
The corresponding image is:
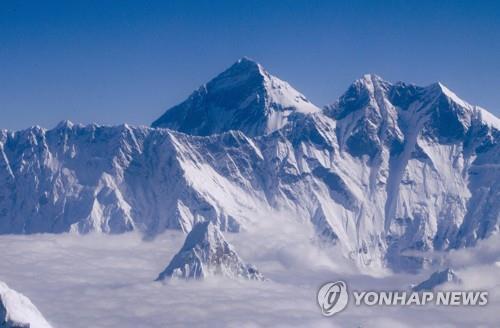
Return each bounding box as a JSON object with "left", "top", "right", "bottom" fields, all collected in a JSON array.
[{"left": 1, "top": 0, "right": 499, "bottom": 130}]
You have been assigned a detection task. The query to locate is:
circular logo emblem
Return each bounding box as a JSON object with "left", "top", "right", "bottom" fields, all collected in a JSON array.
[{"left": 317, "top": 280, "right": 349, "bottom": 316}]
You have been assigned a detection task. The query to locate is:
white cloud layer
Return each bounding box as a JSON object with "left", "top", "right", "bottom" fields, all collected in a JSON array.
[{"left": 0, "top": 227, "right": 498, "bottom": 327}]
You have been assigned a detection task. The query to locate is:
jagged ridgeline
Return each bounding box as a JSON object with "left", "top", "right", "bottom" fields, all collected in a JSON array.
[{"left": 0, "top": 58, "right": 498, "bottom": 271}]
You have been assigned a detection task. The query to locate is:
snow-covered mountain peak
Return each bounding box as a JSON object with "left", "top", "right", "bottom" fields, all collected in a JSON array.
[
  {"left": 156, "top": 221, "right": 264, "bottom": 280},
  {"left": 234, "top": 56, "right": 261, "bottom": 69},
  {"left": 152, "top": 58, "right": 320, "bottom": 136},
  {"left": 359, "top": 73, "right": 388, "bottom": 87},
  {"left": 181, "top": 220, "right": 219, "bottom": 251},
  {"left": 433, "top": 82, "right": 470, "bottom": 108},
  {"left": 356, "top": 73, "right": 391, "bottom": 90},
  {"left": 55, "top": 119, "right": 74, "bottom": 130},
  {"left": 324, "top": 74, "right": 392, "bottom": 119},
  {"left": 209, "top": 57, "right": 264, "bottom": 91},
  {"left": 411, "top": 82, "right": 480, "bottom": 142},
  {"left": 325, "top": 75, "right": 494, "bottom": 153},
  {"left": 323, "top": 74, "right": 404, "bottom": 158},
  {"left": 0, "top": 281, "right": 53, "bottom": 328},
  {"left": 328, "top": 75, "right": 474, "bottom": 119}
]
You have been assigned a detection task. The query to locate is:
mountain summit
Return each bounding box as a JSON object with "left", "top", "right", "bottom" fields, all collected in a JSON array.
[
  {"left": 152, "top": 57, "right": 320, "bottom": 136},
  {"left": 156, "top": 221, "right": 264, "bottom": 280}
]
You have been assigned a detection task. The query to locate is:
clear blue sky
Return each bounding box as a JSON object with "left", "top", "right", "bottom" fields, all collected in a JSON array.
[{"left": 1, "top": 0, "right": 499, "bottom": 130}]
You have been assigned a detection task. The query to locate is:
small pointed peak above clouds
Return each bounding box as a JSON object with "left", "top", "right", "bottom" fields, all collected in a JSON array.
[{"left": 156, "top": 221, "right": 264, "bottom": 281}]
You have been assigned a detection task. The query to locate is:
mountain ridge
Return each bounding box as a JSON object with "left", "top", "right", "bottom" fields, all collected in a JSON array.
[{"left": 0, "top": 61, "right": 498, "bottom": 272}]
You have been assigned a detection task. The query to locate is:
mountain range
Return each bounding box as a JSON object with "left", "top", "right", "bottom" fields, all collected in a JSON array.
[{"left": 1, "top": 58, "right": 498, "bottom": 271}]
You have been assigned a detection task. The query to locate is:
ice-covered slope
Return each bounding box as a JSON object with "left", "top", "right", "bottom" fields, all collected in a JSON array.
[
  {"left": 156, "top": 221, "right": 264, "bottom": 280},
  {"left": 152, "top": 57, "right": 320, "bottom": 136},
  {"left": 0, "top": 69, "right": 498, "bottom": 272},
  {"left": 0, "top": 281, "right": 52, "bottom": 328}
]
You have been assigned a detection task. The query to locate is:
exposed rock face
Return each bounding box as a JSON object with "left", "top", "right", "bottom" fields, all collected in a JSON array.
[
  {"left": 0, "top": 281, "right": 52, "bottom": 328},
  {"left": 156, "top": 221, "right": 264, "bottom": 281},
  {"left": 412, "top": 268, "right": 461, "bottom": 291}
]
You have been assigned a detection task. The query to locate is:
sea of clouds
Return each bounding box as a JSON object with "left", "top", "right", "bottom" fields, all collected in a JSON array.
[{"left": 0, "top": 218, "right": 498, "bottom": 327}]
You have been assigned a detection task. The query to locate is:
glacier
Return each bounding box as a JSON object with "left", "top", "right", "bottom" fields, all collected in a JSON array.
[{"left": 0, "top": 59, "right": 498, "bottom": 272}]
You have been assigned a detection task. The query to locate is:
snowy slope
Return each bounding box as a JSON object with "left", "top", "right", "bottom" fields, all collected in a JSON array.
[
  {"left": 156, "top": 221, "right": 263, "bottom": 280},
  {"left": 323, "top": 74, "right": 500, "bottom": 270},
  {"left": 0, "top": 68, "right": 498, "bottom": 272},
  {"left": 152, "top": 57, "right": 320, "bottom": 136},
  {"left": 0, "top": 281, "right": 52, "bottom": 328}
]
